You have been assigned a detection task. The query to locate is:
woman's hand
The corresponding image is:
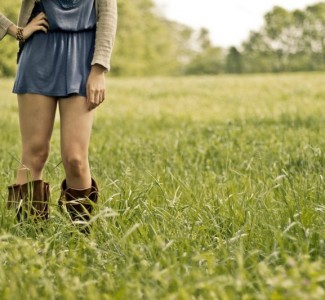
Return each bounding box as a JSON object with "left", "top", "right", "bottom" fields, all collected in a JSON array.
[
  {"left": 8, "top": 13, "right": 49, "bottom": 40},
  {"left": 23, "top": 12, "right": 49, "bottom": 39},
  {"left": 86, "top": 64, "right": 107, "bottom": 110}
]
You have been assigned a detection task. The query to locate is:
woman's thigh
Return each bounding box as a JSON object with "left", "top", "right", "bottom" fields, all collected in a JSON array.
[
  {"left": 58, "top": 95, "right": 94, "bottom": 159},
  {"left": 18, "top": 93, "right": 57, "bottom": 151}
]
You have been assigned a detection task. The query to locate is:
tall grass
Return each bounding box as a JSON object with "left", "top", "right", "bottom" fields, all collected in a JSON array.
[{"left": 0, "top": 73, "right": 325, "bottom": 299}]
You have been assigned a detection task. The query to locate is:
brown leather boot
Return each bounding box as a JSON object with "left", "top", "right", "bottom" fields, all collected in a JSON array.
[
  {"left": 58, "top": 178, "right": 98, "bottom": 225},
  {"left": 7, "top": 180, "right": 50, "bottom": 221},
  {"left": 7, "top": 184, "right": 21, "bottom": 209}
]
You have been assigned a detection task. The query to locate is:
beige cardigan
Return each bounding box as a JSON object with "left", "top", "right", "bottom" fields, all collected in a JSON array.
[{"left": 0, "top": 0, "right": 117, "bottom": 70}]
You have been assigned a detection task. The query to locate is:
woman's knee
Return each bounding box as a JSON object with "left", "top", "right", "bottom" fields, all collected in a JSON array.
[
  {"left": 22, "top": 142, "right": 50, "bottom": 171},
  {"left": 62, "top": 154, "right": 89, "bottom": 177}
]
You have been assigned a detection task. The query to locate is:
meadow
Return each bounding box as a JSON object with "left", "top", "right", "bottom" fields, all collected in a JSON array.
[{"left": 0, "top": 73, "right": 325, "bottom": 299}]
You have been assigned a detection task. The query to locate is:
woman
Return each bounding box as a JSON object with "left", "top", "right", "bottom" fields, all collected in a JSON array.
[{"left": 0, "top": 0, "right": 117, "bottom": 227}]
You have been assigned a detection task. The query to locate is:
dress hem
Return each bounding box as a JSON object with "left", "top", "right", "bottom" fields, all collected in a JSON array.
[{"left": 12, "top": 88, "right": 87, "bottom": 98}]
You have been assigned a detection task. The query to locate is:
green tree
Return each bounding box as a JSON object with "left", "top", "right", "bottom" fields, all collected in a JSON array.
[
  {"left": 241, "top": 2, "right": 325, "bottom": 73},
  {"left": 184, "top": 28, "right": 224, "bottom": 75},
  {"left": 197, "top": 27, "right": 211, "bottom": 51},
  {"left": 112, "top": 0, "right": 186, "bottom": 76},
  {"left": 241, "top": 31, "right": 275, "bottom": 73},
  {"left": 225, "top": 47, "right": 242, "bottom": 73},
  {"left": 0, "top": 0, "right": 20, "bottom": 77},
  {"left": 185, "top": 47, "right": 224, "bottom": 75},
  {"left": 302, "top": 3, "right": 325, "bottom": 70}
]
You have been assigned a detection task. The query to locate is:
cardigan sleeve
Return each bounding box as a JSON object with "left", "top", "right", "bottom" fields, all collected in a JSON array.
[
  {"left": 91, "top": 0, "right": 118, "bottom": 71},
  {"left": 0, "top": 13, "right": 14, "bottom": 40}
]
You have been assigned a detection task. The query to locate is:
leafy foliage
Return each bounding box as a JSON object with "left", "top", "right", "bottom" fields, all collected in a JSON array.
[
  {"left": 0, "top": 0, "right": 20, "bottom": 77},
  {"left": 0, "top": 1, "right": 325, "bottom": 76},
  {"left": 112, "top": 0, "right": 185, "bottom": 76},
  {"left": 241, "top": 2, "right": 325, "bottom": 73}
]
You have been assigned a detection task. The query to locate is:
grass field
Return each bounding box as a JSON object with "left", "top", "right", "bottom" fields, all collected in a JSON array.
[{"left": 0, "top": 73, "right": 325, "bottom": 299}]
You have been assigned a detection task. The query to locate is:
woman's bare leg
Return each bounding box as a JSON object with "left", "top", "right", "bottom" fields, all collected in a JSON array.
[
  {"left": 59, "top": 95, "right": 94, "bottom": 189},
  {"left": 16, "top": 94, "right": 57, "bottom": 184}
]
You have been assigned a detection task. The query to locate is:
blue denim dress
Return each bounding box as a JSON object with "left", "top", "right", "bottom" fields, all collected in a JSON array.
[{"left": 13, "top": 0, "right": 96, "bottom": 98}]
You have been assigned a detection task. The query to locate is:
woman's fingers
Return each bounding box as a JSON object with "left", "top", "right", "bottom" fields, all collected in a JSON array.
[
  {"left": 32, "top": 13, "right": 48, "bottom": 25},
  {"left": 35, "top": 12, "right": 46, "bottom": 20},
  {"left": 23, "top": 12, "right": 49, "bottom": 39},
  {"left": 38, "top": 19, "right": 49, "bottom": 29},
  {"left": 33, "top": 19, "right": 49, "bottom": 32},
  {"left": 35, "top": 13, "right": 48, "bottom": 20},
  {"left": 86, "top": 87, "right": 105, "bottom": 110},
  {"left": 36, "top": 25, "right": 48, "bottom": 33},
  {"left": 86, "top": 87, "right": 95, "bottom": 110},
  {"left": 86, "top": 67, "right": 106, "bottom": 110},
  {"left": 95, "top": 90, "right": 100, "bottom": 104},
  {"left": 33, "top": 15, "right": 49, "bottom": 31}
]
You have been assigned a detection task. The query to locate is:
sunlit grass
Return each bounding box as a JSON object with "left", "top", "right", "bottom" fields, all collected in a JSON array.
[{"left": 0, "top": 73, "right": 325, "bottom": 299}]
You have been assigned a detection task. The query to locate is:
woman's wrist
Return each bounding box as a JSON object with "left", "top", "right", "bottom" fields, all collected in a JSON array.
[
  {"left": 16, "top": 27, "right": 25, "bottom": 42},
  {"left": 91, "top": 64, "right": 107, "bottom": 75},
  {"left": 7, "top": 24, "right": 18, "bottom": 38}
]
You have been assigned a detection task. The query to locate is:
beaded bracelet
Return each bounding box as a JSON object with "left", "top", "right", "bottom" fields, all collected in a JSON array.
[{"left": 16, "top": 27, "right": 25, "bottom": 43}]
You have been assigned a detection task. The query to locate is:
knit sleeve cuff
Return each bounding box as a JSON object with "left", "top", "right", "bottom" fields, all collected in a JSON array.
[{"left": 0, "top": 16, "right": 14, "bottom": 40}]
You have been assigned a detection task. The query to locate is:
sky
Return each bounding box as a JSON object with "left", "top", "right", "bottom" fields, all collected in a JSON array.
[{"left": 153, "top": 0, "right": 321, "bottom": 47}]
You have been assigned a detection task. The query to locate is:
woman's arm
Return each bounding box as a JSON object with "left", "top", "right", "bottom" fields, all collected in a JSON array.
[
  {"left": 86, "top": 0, "right": 118, "bottom": 110},
  {"left": 91, "top": 0, "right": 118, "bottom": 71},
  {"left": 0, "top": 13, "right": 14, "bottom": 40},
  {"left": 0, "top": 12, "right": 49, "bottom": 41}
]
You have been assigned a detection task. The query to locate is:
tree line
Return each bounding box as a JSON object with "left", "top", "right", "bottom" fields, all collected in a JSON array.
[
  {"left": 0, "top": 1, "right": 324, "bottom": 77},
  {"left": 185, "top": 2, "right": 325, "bottom": 74}
]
